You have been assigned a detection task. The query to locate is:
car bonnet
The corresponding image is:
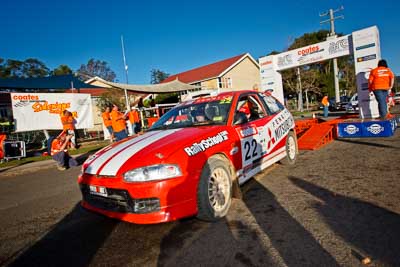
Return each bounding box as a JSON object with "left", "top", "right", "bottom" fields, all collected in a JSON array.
[{"left": 84, "top": 129, "right": 183, "bottom": 176}]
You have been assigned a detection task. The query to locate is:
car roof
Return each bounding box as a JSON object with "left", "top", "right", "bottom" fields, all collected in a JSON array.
[{"left": 181, "top": 90, "right": 259, "bottom": 105}]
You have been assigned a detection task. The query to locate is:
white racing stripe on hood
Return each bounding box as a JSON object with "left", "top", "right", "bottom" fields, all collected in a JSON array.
[
  {"left": 85, "top": 131, "right": 161, "bottom": 175},
  {"left": 99, "top": 128, "right": 182, "bottom": 176}
]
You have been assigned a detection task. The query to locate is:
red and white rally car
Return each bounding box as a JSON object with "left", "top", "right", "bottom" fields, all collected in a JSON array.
[{"left": 78, "top": 90, "right": 298, "bottom": 224}]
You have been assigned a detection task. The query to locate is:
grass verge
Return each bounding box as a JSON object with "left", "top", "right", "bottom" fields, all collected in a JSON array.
[{"left": 0, "top": 141, "right": 109, "bottom": 169}]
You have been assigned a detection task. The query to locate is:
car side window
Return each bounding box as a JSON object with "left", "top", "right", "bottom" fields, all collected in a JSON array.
[
  {"left": 260, "top": 93, "right": 284, "bottom": 115},
  {"left": 234, "top": 94, "right": 266, "bottom": 124}
]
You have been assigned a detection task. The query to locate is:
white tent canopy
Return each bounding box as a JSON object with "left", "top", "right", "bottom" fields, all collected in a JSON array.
[{"left": 87, "top": 76, "right": 197, "bottom": 93}]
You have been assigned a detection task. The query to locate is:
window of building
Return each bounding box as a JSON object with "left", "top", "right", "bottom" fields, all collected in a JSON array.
[{"left": 219, "top": 77, "right": 232, "bottom": 89}]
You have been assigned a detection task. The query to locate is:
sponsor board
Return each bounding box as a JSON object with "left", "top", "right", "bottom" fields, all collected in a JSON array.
[
  {"left": 329, "top": 38, "right": 349, "bottom": 55},
  {"left": 338, "top": 119, "right": 396, "bottom": 138},
  {"left": 11, "top": 93, "right": 93, "bottom": 132},
  {"left": 357, "top": 54, "right": 376, "bottom": 62},
  {"left": 356, "top": 43, "right": 376, "bottom": 51}
]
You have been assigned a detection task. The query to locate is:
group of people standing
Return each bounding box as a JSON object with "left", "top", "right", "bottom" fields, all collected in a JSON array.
[{"left": 102, "top": 99, "right": 144, "bottom": 142}]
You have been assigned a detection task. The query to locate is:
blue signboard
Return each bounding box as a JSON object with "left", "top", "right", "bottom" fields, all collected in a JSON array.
[{"left": 337, "top": 117, "right": 397, "bottom": 138}]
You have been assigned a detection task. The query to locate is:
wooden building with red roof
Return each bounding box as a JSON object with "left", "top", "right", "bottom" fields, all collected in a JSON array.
[{"left": 162, "top": 53, "right": 260, "bottom": 95}]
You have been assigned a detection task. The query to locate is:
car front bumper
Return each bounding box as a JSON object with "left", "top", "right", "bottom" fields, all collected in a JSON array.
[{"left": 78, "top": 174, "right": 198, "bottom": 224}]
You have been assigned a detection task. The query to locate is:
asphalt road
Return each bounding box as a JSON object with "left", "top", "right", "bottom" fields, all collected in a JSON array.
[{"left": 0, "top": 119, "right": 399, "bottom": 267}]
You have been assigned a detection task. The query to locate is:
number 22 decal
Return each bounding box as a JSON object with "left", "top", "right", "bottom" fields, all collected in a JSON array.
[{"left": 244, "top": 139, "right": 258, "bottom": 161}]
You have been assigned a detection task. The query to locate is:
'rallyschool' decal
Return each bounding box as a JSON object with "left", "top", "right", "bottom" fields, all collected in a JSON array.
[{"left": 184, "top": 131, "right": 228, "bottom": 156}]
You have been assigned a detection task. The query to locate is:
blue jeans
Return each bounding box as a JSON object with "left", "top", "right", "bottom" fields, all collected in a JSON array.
[
  {"left": 373, "top": 90, "right": 388, "bottom": 118},
  {"left": 52, "top": 151, "right": 78, "bottom": 168},
  {"left": 323, "top": 105, "right": 329, "bottom": 117},
  {"left": 114, "top": 130, "right": 128, "bottom": 141},
  {"left": 106, "top": 126, "right": 113, "bottom": 135}
]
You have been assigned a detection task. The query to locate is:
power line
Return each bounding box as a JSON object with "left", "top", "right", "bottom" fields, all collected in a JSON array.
[
  {"left": 319, "top": 6, "right": 344, "bottom": 103},
  {"left": 319, "top": 6, "right": 344, "bottom": 36}
]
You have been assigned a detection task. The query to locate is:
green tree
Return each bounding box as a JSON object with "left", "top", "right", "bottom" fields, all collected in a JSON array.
[
  {"left": 77, "top": 59, "right": 116, "bottom": 81},
  {"left": 3, "top": 59, "right": 24, "bottom": 78},
  {"left": 154, "top": 93, "right": 179, "bottom": 104},
  {"left": 52, "top": 64, "right": 73, "bottom": 76},
  {"left": 22, "top": 58, "right": 50, "bottom": 77},
  {"left": 0, "top": 58, "right": 49, "bottom": 78},
  {"left": 150, "top": 69, "right": 169, "bottom": 84},
  {"left": 96, "top": 89, "right": 126, "bottom": 112}
]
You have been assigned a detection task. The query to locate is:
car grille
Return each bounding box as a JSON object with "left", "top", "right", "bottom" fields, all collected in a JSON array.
[{"left": 80, "top": 184, "right": 160, "bottom": 214}]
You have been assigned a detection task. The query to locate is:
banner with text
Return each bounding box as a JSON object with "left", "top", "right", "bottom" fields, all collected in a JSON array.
[
  {"left": 11, "top": 93, "right": 94, "bottom": 132},
  {"left": 274, "top": 35, "right": 351, "bottom": 71}
]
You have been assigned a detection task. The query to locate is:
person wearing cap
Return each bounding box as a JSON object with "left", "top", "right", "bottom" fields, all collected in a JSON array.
[
  {"left": 111, "top": 104, "right": 128, "bottom": 141},
  {"left": 368, "top": 59, "right": 395, "bottom": 119},
  {"left": 51, "top": 132, "right": 78, "bottom": 171}
]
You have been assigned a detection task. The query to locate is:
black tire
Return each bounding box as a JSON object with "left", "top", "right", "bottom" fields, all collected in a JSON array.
[
  {"left": 197, "top": 157, "right": 232, "bottom": 222},
  {"left": 280, "top": 131, "right": 298, "bottom": 165}
]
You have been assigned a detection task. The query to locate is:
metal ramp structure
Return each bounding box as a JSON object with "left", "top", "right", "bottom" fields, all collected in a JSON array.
[
  {"left": 294, "top": 115, "right": 356, "bottom": 150},
  {"left": 297, "top": 123, "right": 334, "bottom": 150},
  {"left": 295, "top": 113, "right": 398, "bottom": 150}
]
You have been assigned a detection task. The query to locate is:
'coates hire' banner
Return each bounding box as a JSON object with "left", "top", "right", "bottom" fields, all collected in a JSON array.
[{"left": 11, "top": 93, "right": 94, "bottom": 132}]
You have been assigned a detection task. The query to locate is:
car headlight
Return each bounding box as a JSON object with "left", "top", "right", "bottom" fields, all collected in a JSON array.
[{"left": 124, "top": 164, "right": 182, "bottom": 182}]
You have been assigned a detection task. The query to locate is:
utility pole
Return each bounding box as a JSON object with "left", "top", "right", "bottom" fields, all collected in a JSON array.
[
  {"left": 320, "top": 6, "right": 344, "bottom": 104},
  {"left": 296, "top": 67, "right": 303, "bottom": 112},
  {"left": 121, "top": 35, "right": 130, "bottom": 111}
]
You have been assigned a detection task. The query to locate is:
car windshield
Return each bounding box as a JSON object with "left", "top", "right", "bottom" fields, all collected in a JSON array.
[{"left": 149, "top": 95, "right": 233, "bottom": 130}]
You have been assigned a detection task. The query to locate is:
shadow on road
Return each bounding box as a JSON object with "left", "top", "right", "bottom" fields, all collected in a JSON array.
[
  {"left": 158, "top": 214, "right": 276, "bottom": 266},
  {"left": 243, "top": 180, "right": 340, "bottom": 266},
  {"left": 8, "top": 203, "right": 118, "bottom": 267},
  {"left": 289, "top": 176, "right": 400, "bottom": 266},
  {"left": 158, "top": 180, "right": 341, "bottom": 266}
]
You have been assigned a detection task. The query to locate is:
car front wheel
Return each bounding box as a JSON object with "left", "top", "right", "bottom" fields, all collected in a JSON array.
[
  {"left": 281, "top": 131, "right": 298, "bottom": 165},
  {"left": 197, "top": 157, "right": 232, "bottom": 221}
]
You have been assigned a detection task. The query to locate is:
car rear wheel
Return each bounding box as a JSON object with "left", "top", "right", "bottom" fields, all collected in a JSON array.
[
  {"left": 197, "top": 157, "right": 232, "bottom": 221},
  {"left": 281, "top": 131, "right": 298, "bottom": 165}
]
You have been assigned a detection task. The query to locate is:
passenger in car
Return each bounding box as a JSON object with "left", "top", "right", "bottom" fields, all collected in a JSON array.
[{"left": 239, "top": 100, "right": 259, "bottom": 121}]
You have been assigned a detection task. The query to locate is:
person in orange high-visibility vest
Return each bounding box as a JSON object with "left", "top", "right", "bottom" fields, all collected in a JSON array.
[
  {"left": 368, "top": 59, "right": 395, "bottom": 119},
  {"left": 321, "top": 95, "right": 329, "bottom": 118},
  {"left": 60, "top": 110, "right": 76, "bottom": 149},
  {"left": 51, "top": 132, "right": 78, "bottom": 171},
  {"left": 102, "top": 106, "right": 114, "bottom": 141},
  {"left": 110, "top": 104, "right": 128, "bottom": 141},
  {"left": 128, "top": 106, "right": 140, "bottom": 134}
]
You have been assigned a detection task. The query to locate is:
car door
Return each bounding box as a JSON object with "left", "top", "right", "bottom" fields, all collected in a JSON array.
[
  {"left": 233, "top": 92, "right": 295, "bottom": 184},
  {"left": 232, "top": 93, "right": 275, "bottom": 183}
]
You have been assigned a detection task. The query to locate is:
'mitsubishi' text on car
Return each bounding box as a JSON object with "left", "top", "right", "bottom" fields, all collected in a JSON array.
[{"left": 78, "top": 90, "right": 298, "bottom": 224}]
